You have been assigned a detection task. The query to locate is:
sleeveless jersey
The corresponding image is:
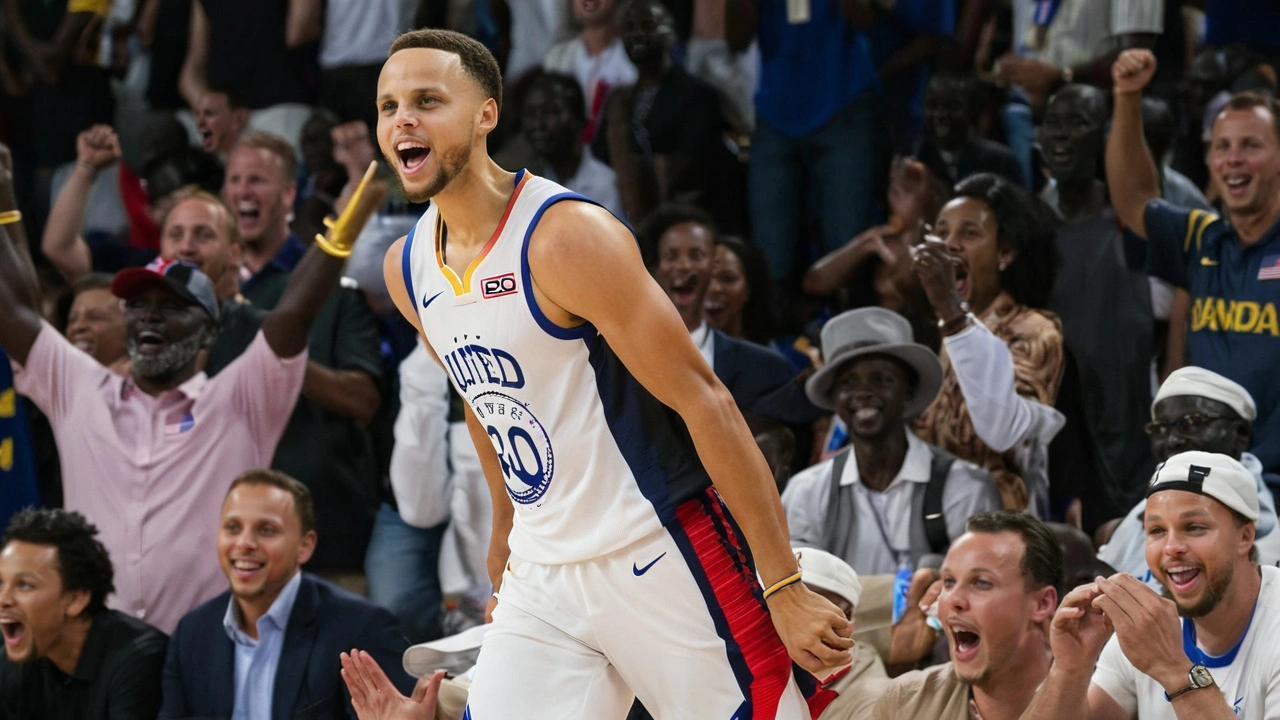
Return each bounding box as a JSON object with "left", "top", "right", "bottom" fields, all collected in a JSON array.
[{"left": 402, "top": 171, "right": 713, "bottom": 564}]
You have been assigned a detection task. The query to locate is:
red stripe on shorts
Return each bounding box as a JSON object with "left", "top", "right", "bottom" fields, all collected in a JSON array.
[{"left": 675, "top": 491, "right": 794, "bottom": 719}]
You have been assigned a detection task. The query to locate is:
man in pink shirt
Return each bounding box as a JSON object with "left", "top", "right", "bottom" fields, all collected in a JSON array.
[{"left": 0, "top": 171, "right": 383, "bottom": 634}]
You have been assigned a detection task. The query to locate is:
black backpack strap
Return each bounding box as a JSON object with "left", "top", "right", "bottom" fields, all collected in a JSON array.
[
  {"left": 924, "top": 449, "right": 957, "bottom": 555},
  {"left": 820, "top": 449, "right": 853, "bottom": 554}
]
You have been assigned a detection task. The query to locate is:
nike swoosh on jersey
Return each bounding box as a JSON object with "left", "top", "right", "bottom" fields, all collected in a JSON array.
[
  {"left": 1201, "top": 257, "right": 1220, "bottom": 266},
  {"left": 632, "top": 552, "right": 667, "bottom": 576},
  {"left": 423, "top": 290, "right": 444, "bottom": 308}
]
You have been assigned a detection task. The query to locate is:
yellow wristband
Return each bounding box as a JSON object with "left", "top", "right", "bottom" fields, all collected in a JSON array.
[
  {"left": 762, "top": 571, "right": 803, "bottom": 601},
  {"left": 0, "top": 210, "right": 21, "bottom": 226}
]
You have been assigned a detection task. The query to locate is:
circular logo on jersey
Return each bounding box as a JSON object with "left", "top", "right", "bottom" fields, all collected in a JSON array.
[{"left": 472, "top": 391, "right": 555, "bottom": 505}]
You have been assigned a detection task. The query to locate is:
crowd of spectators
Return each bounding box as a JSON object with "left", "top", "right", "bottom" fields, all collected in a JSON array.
[{"left": 4, "top": 0, "right": 1280, "bottom": 718}]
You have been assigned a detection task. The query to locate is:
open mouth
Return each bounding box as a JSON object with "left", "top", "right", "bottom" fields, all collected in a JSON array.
[
  {"left": 704, "top": 299, "right": 725, "bottom": 323},
  {"left": 396, "top": 138, "right": 432, "bottom": 177},
  {"left": 852, "top": 407, "right": 882, "bottom": 424},
  {"left": 1224, "top": 174, "right": 1252, "bottom": 199},
  {"left": 201, "top": 130, "right": 215, "bottom": 151},
  {"left": 1048, "top": 146, "right": 1073, "bottom": 167},
  {"left": 953, "top": 258, "right": 970, "bottom": 297},
  {"left": 237, "top": 200, "right": 261, "bottom": 228},
  {"left": 231, "top": 558, "right": 265, "bottom": 581},
  {"left": 0, "top": 618, "right": 26, "bottom": 648},
  {"left": 669, "top": 274, "right": 699, "bottom": 305},
  {"left": 951, "top": 626, "right": 981, "bottom": 661},
  {"left": 71, "top": 335, "right": 95, "bottom": 354},
  {"left": 1165, "top": 565, "right": 1202, "bottom": 593},
  {"left": 135, "top": 330, "right": 167, "bottom": 356}
]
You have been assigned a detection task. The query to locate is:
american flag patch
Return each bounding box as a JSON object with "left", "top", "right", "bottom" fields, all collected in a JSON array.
[
  {"left": 165, "top": 412, "right": 194, "bottom": 436},
  {"left": 1260, "top": 254, "right": 1280, "bottom": 281}
]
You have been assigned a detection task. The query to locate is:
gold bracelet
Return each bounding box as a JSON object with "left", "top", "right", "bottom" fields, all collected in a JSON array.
[
  {"left": 0, "top": 210, "right": 21, "bottom": 226},
  {"left": 762, "top": 571, "right": 803, "bottom": 601}
]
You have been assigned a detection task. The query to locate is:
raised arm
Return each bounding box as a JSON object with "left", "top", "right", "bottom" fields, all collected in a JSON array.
[
  {"left": 261, "top": 162, "right": 386, "bottom": 358},
  {"left": 1020, "top": 584, "right": 1129, "bottom": 720},
  {"left": 1106, "top": 49, "right": 1161, "bottom": 239},
  {"left": 178, "top": 0, "right": 210, "bottom": 109},
  {"left": 527, "top": 201, "right": 852, "bottom": 674},
  {"left": 285, "top": 0, "right": 322, "bottom": 48},
  {"left": 42, "top": 125, "right": 120, "bottom": 281},
  {"left": 724, "top": 0, "right": 758, "bottom": 53},
  {"left": 381, "top": 236, "right": 514, "bottom": 616},
  {"left": 0, "top": 145, "right": 43, "bottom": 364}
]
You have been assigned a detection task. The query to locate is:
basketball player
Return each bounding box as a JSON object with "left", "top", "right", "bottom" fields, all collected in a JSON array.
[{"left": 348, "top": 29, "right": 852, "bottom": 719}]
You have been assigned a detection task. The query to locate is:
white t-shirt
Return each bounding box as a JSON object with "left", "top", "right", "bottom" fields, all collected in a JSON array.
[{"left": 1092, "top": 565, "right": 1280, "bottom": 719}]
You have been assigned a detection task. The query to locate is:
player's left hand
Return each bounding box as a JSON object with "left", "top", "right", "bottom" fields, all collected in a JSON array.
[
  {"left": 766, "top": 582, "right": 854, "bottom": 675},
  {"left": 1091, "top": 573, "right": 1189, "bottom": 692},
  {"left": 341, "top": 649, "right": 443, "bottom": 720}
]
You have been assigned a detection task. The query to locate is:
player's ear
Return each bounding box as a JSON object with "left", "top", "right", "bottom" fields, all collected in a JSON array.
[{"left": 478, "top": 98, "right": 499, "bottom": 136}]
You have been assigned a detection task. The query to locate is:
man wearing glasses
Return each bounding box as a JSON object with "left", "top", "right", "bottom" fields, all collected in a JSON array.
[{"left": 1098, "top": 366, "right": 1280, "bottom": 588}]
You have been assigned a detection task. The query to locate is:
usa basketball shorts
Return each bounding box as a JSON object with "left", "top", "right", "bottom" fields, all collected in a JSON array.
[{"left": 463, "top": 489, "right": 809, "bottom": 719}]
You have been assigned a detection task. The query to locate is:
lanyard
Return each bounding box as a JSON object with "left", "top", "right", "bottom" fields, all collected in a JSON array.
[{"left": 866, "top": 489, "right": 910, "bottom": 563}]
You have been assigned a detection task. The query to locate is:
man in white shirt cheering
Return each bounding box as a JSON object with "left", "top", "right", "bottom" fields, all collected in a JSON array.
[{"left": 1023, "top": 450, "right": 1280, "bottom": 719}]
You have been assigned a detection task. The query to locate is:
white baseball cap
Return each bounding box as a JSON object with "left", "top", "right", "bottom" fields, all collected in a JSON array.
[
  {"left": 1152, "top": 366, "right": 1256, "bottom": 422},
  {"left": 794, "top": 547, "right": 862, "bottom": 609},
  {"left": 1146, "top": 450, "right": 1259, "bottom": 522}
]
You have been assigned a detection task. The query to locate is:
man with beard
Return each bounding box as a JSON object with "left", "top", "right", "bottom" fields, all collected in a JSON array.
[
  {"left": 782, "top": 307, "right": 998, "bottom": 576},
  {"left": 1024, "top": 450, "right": 1280, "bottom": 719},
  {"left": 346, "top": 29, "right": 852, "bottom": 719},
  {"left": 1109, "top": 48, "right": 1280, "bottom": 495},
  {"left": 1039, "top": 83, "right": 1156, "bottom": 531},
  {"left": 1100, "top": 366, "right": 1280, "bottom": 587},
  {"left": 0, "top": 164, "right": 385, "bottom": 634},
  {"left": 868, "top": 510, "right": 1063, "bottom": 720}
]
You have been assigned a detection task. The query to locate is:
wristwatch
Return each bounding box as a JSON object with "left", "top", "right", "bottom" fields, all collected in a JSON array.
[{"left": 1165, "top": 664, "right": 1214, "bottom": 702}]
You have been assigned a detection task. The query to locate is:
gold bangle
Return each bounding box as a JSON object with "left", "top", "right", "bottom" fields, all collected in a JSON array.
[
  {"left": 0, "top": 210, "right": 21, "bottom": 226},
  {"left": 762, "top": 571, "right": 803, "bottom": 601}
]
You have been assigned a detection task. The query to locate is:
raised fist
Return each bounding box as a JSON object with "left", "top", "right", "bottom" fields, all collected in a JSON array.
[
  {"left": 76, "top": 125, "right": 122, "bottom": 171},
  {"left": 1113, "top": 49, "right": 1157, "bottom": 95}
]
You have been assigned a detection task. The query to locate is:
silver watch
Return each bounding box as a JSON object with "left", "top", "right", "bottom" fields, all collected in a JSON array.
[{"left": 1165, "top": 664, "right": 1214, "bottom": 702}]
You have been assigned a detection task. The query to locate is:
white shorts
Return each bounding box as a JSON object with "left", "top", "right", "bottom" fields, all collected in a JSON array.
[{"left": 464, "top": 489, "right": 810, "bottom": 719}]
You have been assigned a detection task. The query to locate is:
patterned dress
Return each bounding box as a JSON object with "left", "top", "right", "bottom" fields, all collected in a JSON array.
[{"left": 915, "top": 293, "right": 1064, "bottom": 510}]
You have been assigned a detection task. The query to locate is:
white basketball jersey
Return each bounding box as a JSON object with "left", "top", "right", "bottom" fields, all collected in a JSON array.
[{"left": 402, "top": 171, "right": 712, "bottom": 564}]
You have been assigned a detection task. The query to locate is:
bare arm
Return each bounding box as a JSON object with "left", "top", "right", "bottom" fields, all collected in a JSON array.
[
  {"left": 381, "top": 236, "right": 514, "bottom": 602},
  {"left": 724, "top": 0, "right": 757, "bottom": 53},
  {"left": 528, "top": 202, "right": 853, "bottom": 673},
  {"left": 802, "top": 224, "right": 895, "bottom": 297},
  {"left": 1106, "top": 49, "right": 1161, "bottom": 239},
  {"left": 285, "top": 0, "right": 322, "bottom": 49},
  {"left": 178, "top": 1, "right": 209, "bottom": 109},
  {"left": 0, "top": 153, "right": 43, "bottom": 366},
  {"left": 42, "top": 125, "right": 121, "bottom": 282},
  {"left": 301, "top": 363, "right": 380, "bottom": 425}
]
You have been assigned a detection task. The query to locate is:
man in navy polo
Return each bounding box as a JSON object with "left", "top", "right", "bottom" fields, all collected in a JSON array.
[{"left": 1107, "top": 48, "right": 1280, "bottom": 493}]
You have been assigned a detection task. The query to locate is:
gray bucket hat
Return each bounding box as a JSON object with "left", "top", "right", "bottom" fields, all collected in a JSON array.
[{"left": 804, "top": 307, "right": 943, "bottom": 417}]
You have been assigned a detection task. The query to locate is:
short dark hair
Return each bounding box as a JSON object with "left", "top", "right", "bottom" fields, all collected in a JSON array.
[
  {"left": 226, "top": 469, "right": 317, "bottom": 535},
  {"left": 714, "top": 235, "right": 777, "bottom": 344},
  {"left": 951, "top": 173, "right": 1061, "bottom": 310},
  {"left": 204, "top": 83, "right": 248, "bottom": 111},
  {"left": 965, "top": 510, "right": 1066, "bottom": 601},
  {"left": 1141, "top": 96, "right": 1176, "bottom": 164},
  {"left": 524, "top": 72, "right": 586, "bottom": 123},
  {"left": 2, "top": 509, "right": 115, "bottom": 617},
  {"left": 636, "top": 202, "right": 717, "bottom": 268},
  {"left": 389, "top": 29, "right": 503, "bottom": 114},
  {"left": 925, "top": 71, "right": 978, "bottom": 110},
  {"left": 1217, "top": 91, "right": 1280, "bottom": 144},
  {"left": 143, "top": 146, "right": 225, "bottom": 200}
]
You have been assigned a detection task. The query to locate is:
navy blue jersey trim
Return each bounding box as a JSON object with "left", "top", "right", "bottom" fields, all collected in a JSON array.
[
  {"left": 519, "top": 192, "right": 599, "bottom": 341},
  {"left": 401, "top": 224, "right": 418, "bottom": 316}
]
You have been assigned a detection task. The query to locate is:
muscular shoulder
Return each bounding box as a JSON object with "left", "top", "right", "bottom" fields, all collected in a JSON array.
[{"left": 528, "top": 200, "right": 634, "bottom": 256}]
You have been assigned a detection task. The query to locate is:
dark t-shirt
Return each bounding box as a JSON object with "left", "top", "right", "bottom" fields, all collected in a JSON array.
[
  {"left": 235, "top": 263, "right": 384, "bottom": 571},
  {"left": 1047, "top": 209, "right": 1155, "bottom": 514},
  {"left": 0, "top": 611, "right": 167, "bottom": 720},
  {"left": 198, "top": 0, "right": 315, "bottom": 108}
]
